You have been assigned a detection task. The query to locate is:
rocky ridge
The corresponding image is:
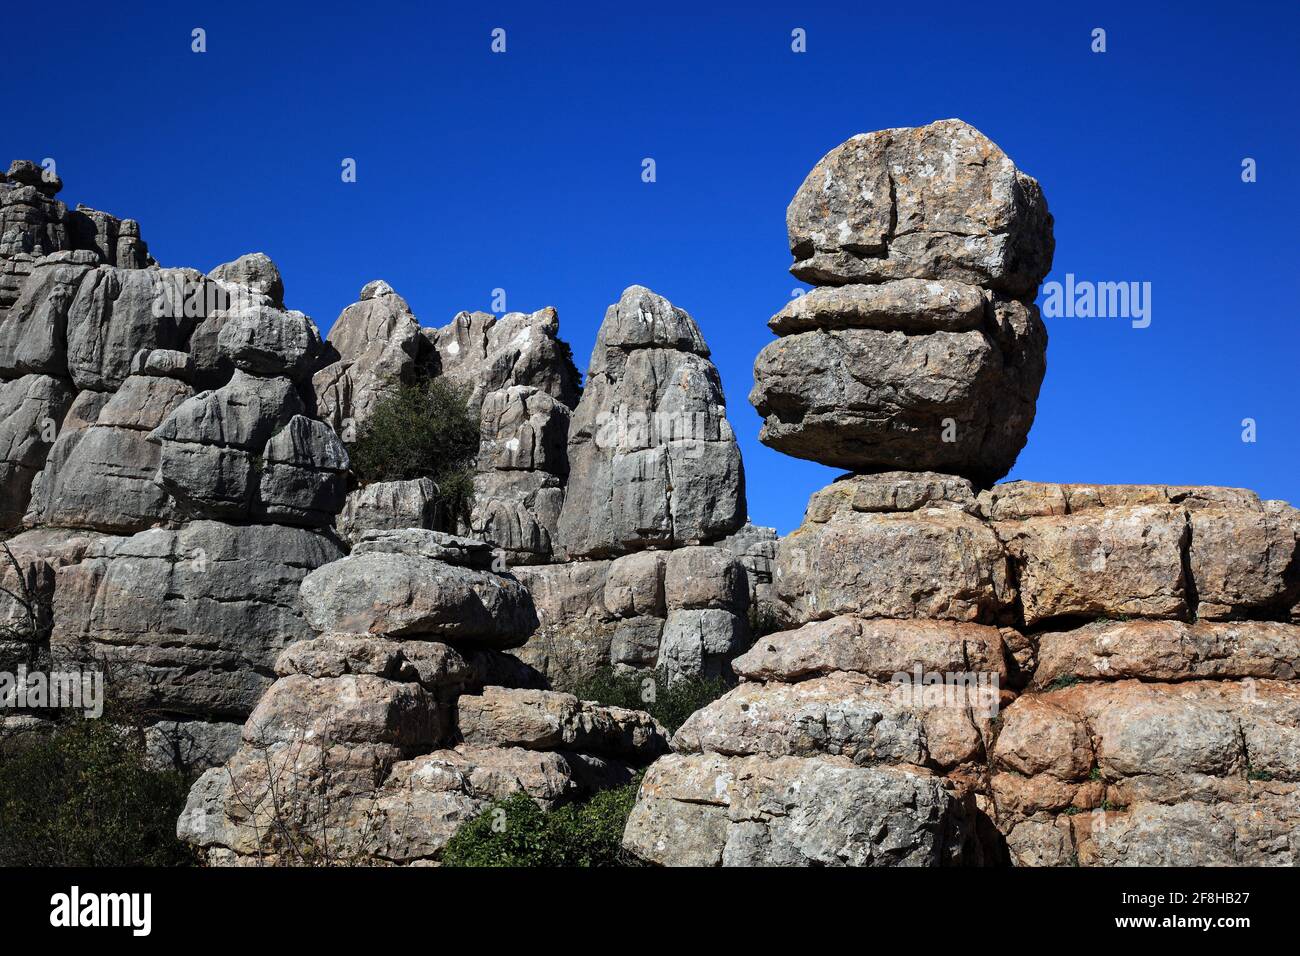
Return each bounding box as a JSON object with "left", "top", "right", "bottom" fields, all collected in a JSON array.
[
  {"left": 3, "top": 125, "right": 1296, "bottom": 867},
  {"left": 177, "top": 529, "right": 669, "bottom": 865},
  {"left": 621, "top": 121, "right": 1300, "bottom": 867},
  {"left": 0, "top": 160, "right": 755, "bottom": 860}
]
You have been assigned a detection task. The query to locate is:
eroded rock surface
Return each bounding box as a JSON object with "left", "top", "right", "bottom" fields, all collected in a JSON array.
[
  {"left": 751, "top": 121, "right": 1052, "bottom": 484},
  {"left": 179, "top": 531, "right": 668, "bottom": 865},
  {"left": 557, "top": 286, "right": 745, "bottom": 559}
]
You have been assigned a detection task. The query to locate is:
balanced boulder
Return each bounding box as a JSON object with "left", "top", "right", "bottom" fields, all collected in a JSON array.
[{"left": 751, "top": 120, "right": 1053, "bottom": 484}]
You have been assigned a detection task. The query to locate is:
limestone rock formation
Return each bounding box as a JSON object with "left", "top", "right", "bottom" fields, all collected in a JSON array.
[
  {"left": 625, "top": 476, "right": 1300, "bottom": 866},
  {"left": 624, "top": 752, "right": 970, "bottom": 867},
  {"left": 315, "top": 291, "right": 582, "bottom": 565},
  {"left": 207, "top": 253, "right": 284, "bottom": 308},
  {"left": 298, "top": 529, "right": 536, "bottom": 643},
  {"left": 336, "top": 477, "right": 442, "bottom": 544},
  {"left": 1, "top": 161, "right": 70, "bottom": 261},
  {"left": 785, "top": 119, "right": 1053, "bottom": 296},
  {"left": 312, "top": 281, "right": 427, "bottom": 437},
  {"left": 178, "top": 530, "right": 668, "bottom": 865},
  {"left": 468, "top": 385, "right": 571, "bottom": 565},
  {"left": 50, "top": 521, "right": 345, "bottom": 719},
  {"left": 428, "top": 306, "right": 581, "bottom": 418},
  {"left": 25, "top": 365, "right": 193, "bottom": 532},
  {"left": 751, "top": 120, "right": 1052, "bottom": 484},
  {"left": 0, "top": 161, "right": 360, "bottom": 752},
  {"left": 0, "top": 373, "right": 74, "bottom": 530},
  {"left": 993, "top": 677, "right": 1300, "bottom": 866},
  {"left": 149, "top": 371, "right": 348, "bottom": 526},
  {"left": 557, "top": 286, "right": 746, "bottom": 559},
  {"left": 10, "top": 145, "right": 1295, "bottom": 870}
]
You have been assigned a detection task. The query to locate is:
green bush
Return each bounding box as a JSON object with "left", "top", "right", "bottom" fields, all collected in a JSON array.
[
  {"left": 0, "top": 718, "right": 197, "bottom": 866},
  {"left": 347, "top": 377, "right": 479, "bottom": 521},
  {"left": 573, "top": 666, "right": 729, "bottom": 735},
  {"left": 441, "top": 779, "right": 642, "bottom": 867}
]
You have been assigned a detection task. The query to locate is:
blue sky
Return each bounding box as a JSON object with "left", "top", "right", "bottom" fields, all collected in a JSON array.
[{"left": 9, "top": 1, "right": 1297, "bottom": 533}]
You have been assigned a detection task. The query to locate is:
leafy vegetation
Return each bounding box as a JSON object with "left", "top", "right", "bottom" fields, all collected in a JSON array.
[
  {"left": 573, "top": 666, "right": 728, "bottom": 735},
  {"left": 346, "top": 377, "right": 479, "bottom": 523},
  {"left": 441, "top": 779, "right": 642, "bottom": 867},
  {"left": 0, "top": 717, "right": 197, "bottom": 866}
]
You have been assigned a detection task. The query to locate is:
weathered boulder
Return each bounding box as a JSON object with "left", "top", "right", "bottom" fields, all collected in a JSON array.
[
  {"left": 664, "top": 545, "right": 748, "bottom": 612},
  {"left": 216, "top": 304, "right": 322, "bottom": 382},
  {"left": 149, "top": 370, "right": 305, "bottom": 520},
  {"left": 995, "top": 505, "right": 1190, "bottom": 626},
  {"left": 733, "top": 616, "right": 1008, "bottom": 686},
  {"left": 657, "top": 609, "right": 748, "bottom": 683},
  {"left": 751, "top": 296, "right": 1045, "bottom": 483},
  {"left": 349, "top": 527, "right": 495, "bottom": 569},
  {"left": 50, "top": 521, "right": 345, "bottom": 720},
  {"left": 623, "top": 752, "right": 972, "bottom": 867},
  {"left": 257, "top": 415, "right": 349, "bottom": 526},
  {"left": 983, "top": 481, "right": 1300, "bottom": 625},
  {"left": 245, "top": 673, "right": 441, "bottom": 751},
  {"left": 1033, "top": 619, "right": 1300, "bottom": 686},
  {"left": 806, "top": 471, "right": 979, "bottom": 518},
  {"left": 312, "top": 281, "right": 426, "bottom": 436},
  {"left": 274, "top": 633, "right": 477, "bottom": 698},
  {"left": 297, "top": 530, "right": 535, "bottom": 644},
  {"left": 769, "top": 279, "right": 987, "bottom": 336},
  {"left": 557, "top": 286, "right": 745, "bottom": 558},
  {"left": 753, "top": 122, "right": 1052, "bottom": 483},
  {"left": 0, "top": 373, "right": 75, "bottom": 530},
  {"left": 1188, "top": 500, "right": 1300, "bottom": 620},
  {"left": 26, "top": 372, "right": 193, "bottom": 532},
  {"left": 774, "top": 502, "right": 1012, "bottom": 626},
  {"left": 991, "top": 677, "right": 1300, "bottom": 865},
  {"left": 610, "top": 616, "right": 665, "bottom": 668},
  {"left": 207, "top": 253, "right": 284, "bottom": 309},
  {"left": 604, "top": 551, "right": 667, "bottom": 619},
  {"left": 512, "top": 561, "right": 617, "bottom": 689},
  {"left": 456, "top": 686, "right": 667, "bottom": 759},
  {"left": 786, "top": 119, "right": 1053, "bottom": 297},
  {"left": 336, "top": 478, "right": 441, "bottom": 543},
  {"left": 672, "top": 671, "right": 984, "bottom": 772}
]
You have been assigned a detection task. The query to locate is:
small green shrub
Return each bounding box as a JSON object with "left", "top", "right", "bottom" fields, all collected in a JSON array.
[
  {"left": 0, "top": 717, "right": 197, "bottom": 866},
  {"left": 1045, "top": 675, "right": 1081, "bottom": 691},
  {"left": 441, "top": 779, "right": 642, "bottom": 867},
  {"left": 347, "top": 377, "right": 479, "bottom": 521},
  {"left": 573, "top": 666, "right": 728, "bottom": 735}
]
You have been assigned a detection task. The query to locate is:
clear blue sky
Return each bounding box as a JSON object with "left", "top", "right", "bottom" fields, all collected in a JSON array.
[{"left": 9, "top": 1, "right": 1297, "bottom": 534}]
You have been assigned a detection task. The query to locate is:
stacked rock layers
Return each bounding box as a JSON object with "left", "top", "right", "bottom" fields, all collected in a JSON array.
[
  {"left": 750, "top": 119, "right": 1054, "bottom": 485},
  {"left": 178, "top": 529, "right": 669, "bottom": 865}
]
